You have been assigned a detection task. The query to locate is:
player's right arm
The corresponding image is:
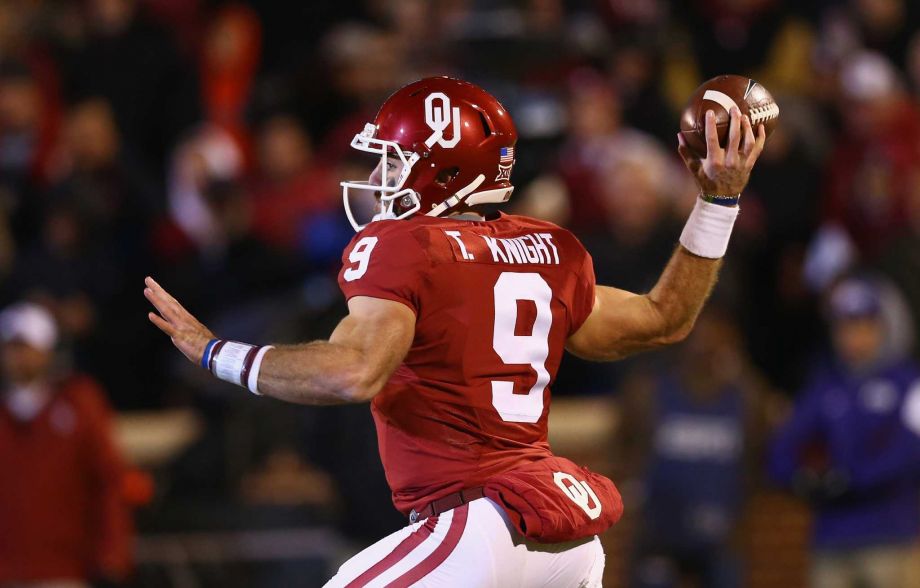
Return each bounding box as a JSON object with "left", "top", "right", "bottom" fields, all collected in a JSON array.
[
  {"left": 145, "top": 223, "right": 423, "bottom": 405},
  {"left": 144, "top": 278, "right": 415, "bottom": 405},
  {"left": 254, "top": 295, "right": 414, "bottom": 404},
  {"left": 567, "top": 107, "right": 765, "bottom": 362}
]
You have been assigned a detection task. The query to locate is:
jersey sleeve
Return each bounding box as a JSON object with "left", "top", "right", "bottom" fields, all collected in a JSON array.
[
  {"left": 569, "top": 243, "right": 596, "bottom": 336},
  {"left": 337, "top": 222, "right": 428, "bottom": 315}
]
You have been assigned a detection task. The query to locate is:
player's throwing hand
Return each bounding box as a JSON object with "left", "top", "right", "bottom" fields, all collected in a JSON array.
[
  {"left": 677, "top": 107, "right": 766, "bottom": 196},
  {"left": 144, "top": 276, "right": 214, "bottom": 364}
]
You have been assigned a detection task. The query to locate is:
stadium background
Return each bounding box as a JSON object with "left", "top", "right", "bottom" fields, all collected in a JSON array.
[{"left": 1, "top": 0, "right": 920, "bottom": 586}]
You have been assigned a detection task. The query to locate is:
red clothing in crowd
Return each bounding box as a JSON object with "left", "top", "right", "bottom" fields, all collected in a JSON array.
[
  {"left": 823, "top": 100, "right": 920, "bottom": 257},
  {"left": 0, "top": 375, "right": 133, "bottom": 583},
  {"left": 249, "top": 167, "right": 337, "bottom": 250}
]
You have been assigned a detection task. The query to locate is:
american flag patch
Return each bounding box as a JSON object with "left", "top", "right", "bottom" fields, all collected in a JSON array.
[{"left": 500, "top": 146, "right": 515, "bottom": 163}]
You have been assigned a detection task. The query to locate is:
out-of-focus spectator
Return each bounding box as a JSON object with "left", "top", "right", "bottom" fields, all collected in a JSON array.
[
  {"left": 64, "top": 0, "right": 200, "bottom": 173},
  {"left": 0, "top": 60, "right": 60, "bottom": 251},
  {"left": 167, "top": 124, "right": 245, "bottom": 254},
  {"left": 821, "top": 51, "right": 920, "bottom": 258},
  {"left": 47, "top": 98, "right": 157, "bottom": 245},
  {"left": 769, "top": 276, "right": 920, "bottom": 588},
  {"left": 248, "top": 114, "right": 342, "bottom": 259},
  {"left": 0, "top": 61, "right": 57, "bottom": 186},
  {"left": 161, "top": 125, "right": 301, "bottom": 329},
  {"left": 312, "top": 23, "right": 411, "bottom": 159},
  {"left": 200, "top": 2, "right": 261, "bottom": 151},
  {"left": 0, "top": 302, "right": 133, "bottom": 587},
  {"left": 550, "top": 71, "right": 635, "bottom": 233},
  {"left": 742, "top": 99, "right": 826, "bottom": 391},
  {"left": 607, "top": 41, "right": 677, "bottom": 144},
  {"left": 674, "top": 0, "right": 817, "bottom": 94},
  {"left": 617, "top": 310, "right": 778, "bottom": 588},
  {"left": 877, "top": 168, "right": 920, "bottom": 353},
  {"left": 586, "top": 135, "right": 687, "bottom": 292},
  {"left": 20, "top": 97, "right": 160, "bottom": 408},
  {"left": 11, "top": 100, "right": 148, "bottom": 352},
  {"left": 818, "top": 0, "right": 918, "bottom": 72},
  {"left": 365, "top": 0, "right": 441, "bottom": 70}
]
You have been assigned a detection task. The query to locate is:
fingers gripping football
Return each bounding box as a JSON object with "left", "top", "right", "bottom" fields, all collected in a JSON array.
[
  {"left": 144, "top": 276, "right": 214, "bottom": 364},
  {"left": 678, "top": 107, "right": 766, "bottom": 196}
]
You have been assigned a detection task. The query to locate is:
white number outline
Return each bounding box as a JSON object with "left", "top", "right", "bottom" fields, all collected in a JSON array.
[
  {"left": 343, "top": 236, "right": 378, "bottom": 282},
  {"left": 491, "top": 272, "right": 552, "bottom": 423}
]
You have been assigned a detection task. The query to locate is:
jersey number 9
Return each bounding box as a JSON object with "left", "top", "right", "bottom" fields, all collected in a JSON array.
[{"left": 492, "top": 272, "right": 552, "bottom": 423}]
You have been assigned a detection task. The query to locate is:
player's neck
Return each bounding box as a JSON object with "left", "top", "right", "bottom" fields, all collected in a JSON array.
[{"left": 446, "top": 212, "right": 486, "bottom": 222}]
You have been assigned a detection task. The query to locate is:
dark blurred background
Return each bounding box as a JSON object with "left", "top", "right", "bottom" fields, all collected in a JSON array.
[{"left": 1, "top": 0, "right": 920, "bottom": 587}]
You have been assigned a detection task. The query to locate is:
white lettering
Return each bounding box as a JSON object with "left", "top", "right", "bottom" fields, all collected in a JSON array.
[
  {"left": 445, "top": 230, "right": 474, "bottom": 260},
  {"left": 478, "top": 233, "right": 562, "bottom": 265},
  {"left": 511, "top": 239, "right": 530, "bottom": 263},
  {"left": 540, "top": 233, "right": 559, "bottom": 264},
  {"left": 517, "top": 237, "right": 540, "bottom": 263},
  {"left": 503, "top": 239, "right": 523, "bottom": 264},
  {"left": 529, "top": 234, "right": 549, "bottom": 264},
  {"left": 483, "top": 236, "right": 508, "bottom": 263}
]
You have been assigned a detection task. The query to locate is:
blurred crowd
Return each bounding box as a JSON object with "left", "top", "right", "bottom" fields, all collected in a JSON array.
[{"left": 2, "top": 0, "right": 920, "bottom": 586}]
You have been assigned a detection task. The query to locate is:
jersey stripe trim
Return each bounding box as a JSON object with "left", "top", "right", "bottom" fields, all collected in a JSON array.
[
  {"left": 344, "top": 514, "right": 441, "bottom": 587},
  {"left": 387, "top": 504, "right": 469, "bottom": 587}
]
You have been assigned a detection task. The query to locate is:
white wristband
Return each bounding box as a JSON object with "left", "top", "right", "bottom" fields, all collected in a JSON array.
[
  {"left": 679, "top": 197, "right": 740, "bottom": 259},
  {"left": 247, "top": 345, "right": 274, "bottom": 395},
  {"left": 211, "top": 341, "right": 256, "bottom": 386},
  {"left": 210, "top": 341, "right": 274, "bottom": 395}
]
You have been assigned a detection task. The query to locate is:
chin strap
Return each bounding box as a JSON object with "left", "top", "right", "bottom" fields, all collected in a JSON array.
[{"left": 426, "top": 174, "right": 486, "bottom": 217}]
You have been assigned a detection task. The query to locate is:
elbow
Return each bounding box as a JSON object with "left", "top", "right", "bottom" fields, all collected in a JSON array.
[
  {"left": 648, "top": 314, "right": 694, "bottom": 348},
  {"left": 645, "top": 296, "right": 696, "bottom": 348},
  {"left": 661, "top": 321, "right": 694, "bottom": 345},
  {"left": 339, "top": 370, "right": 383, "bottom": 404},
  {"left": 340, "top": 383, "right": 378, "bottom": 404},
  {"left": 352, "top": 387, "right": 380, "bottom": 403}
]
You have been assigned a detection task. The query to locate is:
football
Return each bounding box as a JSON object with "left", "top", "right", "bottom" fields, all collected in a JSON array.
[{"left": 679, "top": 75, "right": 779, "bottom": 158}]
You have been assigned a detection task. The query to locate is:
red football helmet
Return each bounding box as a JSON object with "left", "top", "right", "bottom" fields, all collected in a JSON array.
[{"left": 342, "top": 76, "right": 518, "bottom": 231}]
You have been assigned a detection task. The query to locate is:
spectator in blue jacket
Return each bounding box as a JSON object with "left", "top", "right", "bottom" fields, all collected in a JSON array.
[
  {"left": 769, "top": 276, "right": 920, "bottom": 588},
  {"left": 618, "top": 310, "right": 779, "bottom": 588}
]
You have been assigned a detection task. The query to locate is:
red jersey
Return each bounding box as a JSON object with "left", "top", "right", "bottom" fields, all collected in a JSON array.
[
  {"left": 338, "top": 213, "right": 596, "bottom": 515},
  {"left": 0, "top": 375, "right": 133, "bottom": 582}
]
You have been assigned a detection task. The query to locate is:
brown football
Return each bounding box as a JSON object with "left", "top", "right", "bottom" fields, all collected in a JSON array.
[{"left": 679, "top": 75, "right": 779, "bottom": 158}]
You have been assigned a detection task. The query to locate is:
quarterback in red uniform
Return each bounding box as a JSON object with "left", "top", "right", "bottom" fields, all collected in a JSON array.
[{"left": 146, "top": 77, "right": 765, "bottom": 586}]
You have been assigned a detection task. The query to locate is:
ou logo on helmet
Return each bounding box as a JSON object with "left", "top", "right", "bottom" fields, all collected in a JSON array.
[{"left": 424, "top": 92, "right": 462, "bottom": 149}]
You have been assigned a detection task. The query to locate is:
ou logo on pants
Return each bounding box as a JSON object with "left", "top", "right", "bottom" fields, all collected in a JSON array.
[{"left": 554, "top": 472, "right": 602, "bottom": 520}]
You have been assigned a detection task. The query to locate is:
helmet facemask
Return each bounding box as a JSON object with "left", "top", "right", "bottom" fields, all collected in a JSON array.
[{"left": 341, "top": 123, "right": 421, "bottom": 232}]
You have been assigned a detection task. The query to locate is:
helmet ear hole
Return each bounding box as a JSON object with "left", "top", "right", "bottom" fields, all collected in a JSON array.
[
  {"left": 435, "top": 166, "right": 460, "bottom": 187},
  {"left": 477, "top": 111, "right": 493, "bottom": 138}
]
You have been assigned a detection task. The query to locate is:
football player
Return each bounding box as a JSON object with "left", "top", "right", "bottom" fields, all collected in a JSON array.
[{"left": 145, "top": 77, "right": 765, "bottom": 587}]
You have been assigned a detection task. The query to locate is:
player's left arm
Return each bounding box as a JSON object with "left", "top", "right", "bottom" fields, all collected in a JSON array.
[
  {"left": 567, "top": 107, "right": 765, "bottom": 361},
  {"left": 145, "top": 278, "right": 414, "bottom": 404}
]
